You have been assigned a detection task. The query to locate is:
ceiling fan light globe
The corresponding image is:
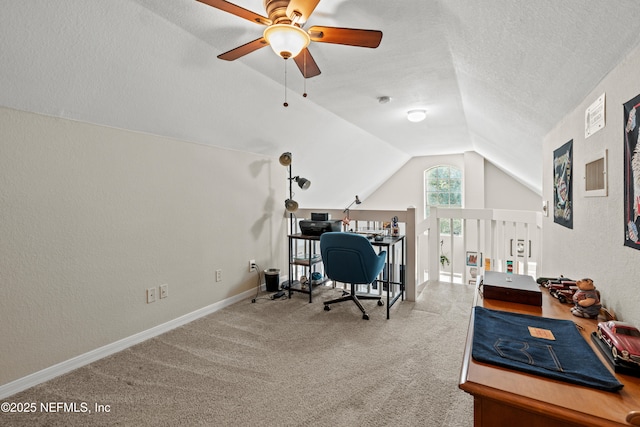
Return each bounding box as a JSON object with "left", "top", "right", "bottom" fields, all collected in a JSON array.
[{"left": 264, "top": 24, "right": 310, "bottom": 59}]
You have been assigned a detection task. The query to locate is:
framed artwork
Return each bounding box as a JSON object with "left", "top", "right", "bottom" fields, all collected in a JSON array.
[
  {"left": 510, "top": 239, "right": 530, "bottom": 258},
  {"left": 467, "top": 267, "right": 478, "bottom": 285},
  {"left": 585, "top": 93, "right": 606, "bottom": 138},
  {"left": 553, "top": 140, "right": 573, "bottom": 229},
  {"left": 469, "top": 267, "right": 477, "bottom": 277},
  {"left": 624, "top": 94, "right": 640, "bottom": 250},
  {"left": 466, "top": 251, "right": 481, "bottom": 266}
]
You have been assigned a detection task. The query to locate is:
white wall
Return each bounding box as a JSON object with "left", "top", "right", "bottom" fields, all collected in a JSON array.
[
  {"left": 542, "top": 44, "right": 640, "bottom": 327},
  {"left": 358, "top": 154, "right": 463, "bottom": 218},
  {"left": 485, "top": 161, "right": 542, "bottom": 211},
  {"left": 0, "top": 107, "right": 287, "bottom": 386},
  {"left": 359, "top": 152, "right": 540, "bottom": 216},
  {"left": 358, "top": 151, "right": 541, "bottom": 282},
  {"left": 465, "top": 151, "right": 485, "bottom": 208}
]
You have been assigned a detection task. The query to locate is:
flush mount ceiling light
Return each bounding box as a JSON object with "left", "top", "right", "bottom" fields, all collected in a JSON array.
[
  {"left": 263, "top": 24, "right": 310, "bottom": 60},
  {"left": 407, "top": 109, "right": 427, "bottom": 123}
]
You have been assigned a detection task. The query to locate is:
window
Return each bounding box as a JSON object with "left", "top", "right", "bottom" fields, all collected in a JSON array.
[{"left": 425, "top": 165, "right": 462, "bottom": 235}]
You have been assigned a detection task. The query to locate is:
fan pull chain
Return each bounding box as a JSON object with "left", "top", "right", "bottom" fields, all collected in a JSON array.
[
  {"left": 283, "top": 59, "right": 288, "bottom": 107},
  {"left": 302, "top": 51, "right": 308, "bottom": 98}
]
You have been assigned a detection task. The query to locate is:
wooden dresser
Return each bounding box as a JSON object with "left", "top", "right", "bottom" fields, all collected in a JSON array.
[{"left": 459, "top": 277, "right": 640, "bottom": 427}]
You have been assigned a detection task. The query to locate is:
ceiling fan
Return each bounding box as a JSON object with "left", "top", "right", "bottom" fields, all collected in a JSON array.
[{"left": 196, "top": 0, "right": 383, "bottom": 78}]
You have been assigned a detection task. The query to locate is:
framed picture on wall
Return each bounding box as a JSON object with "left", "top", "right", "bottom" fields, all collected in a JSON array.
[
  {"left": 506, "top": 260, "right": 514, "bottom": 273},
  {"left": 624, "top": 94, "right": 640, "bottom": 250},
  {"left": 510, "top": 239, "right": 531, "bottom": 258},
  {"left": 553, "top": 140, "right": 573, "bottom": 229},
  {"left": 467, "top": 267, "right": 478, "bottom": 285},
  {"left": 466, "top": 251, "right": 481, "bottom": 266}
]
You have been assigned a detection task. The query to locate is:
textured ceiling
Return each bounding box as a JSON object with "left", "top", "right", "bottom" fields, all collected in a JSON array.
[{"left": 3, "top": 1, "right": 640, "bottom": 208}]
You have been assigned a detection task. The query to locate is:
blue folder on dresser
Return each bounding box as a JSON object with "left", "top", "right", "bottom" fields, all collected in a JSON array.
[{"left": 471, "top": 306, "right": 623, "bottom": 392}]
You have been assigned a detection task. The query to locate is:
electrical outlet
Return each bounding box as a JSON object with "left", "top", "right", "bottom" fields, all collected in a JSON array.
[
  {"left": 146, "top": 287, "right": 156, "bottom": 304},
  {"left": 159, "top": 284, "right": 168, "bottom": 299},
  {"left": 249, "top": 259, "right": 257, "bottom": 272},
  {"left": 215, "top": 269, "right": 222, "bottom": 282}
]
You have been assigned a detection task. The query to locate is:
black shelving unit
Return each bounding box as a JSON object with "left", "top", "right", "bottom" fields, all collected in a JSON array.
[{"left": 287, "top": 234, "right": 327, "bottom": 303}]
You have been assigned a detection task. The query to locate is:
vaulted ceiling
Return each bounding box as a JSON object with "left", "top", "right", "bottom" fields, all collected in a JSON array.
[{"left": 3, "top": 1, "right": 640, "bottom": 208}]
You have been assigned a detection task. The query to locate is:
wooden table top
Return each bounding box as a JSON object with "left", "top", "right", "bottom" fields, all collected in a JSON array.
[{"left": 459, "top": 278, "right": 640, "bottom": 427}]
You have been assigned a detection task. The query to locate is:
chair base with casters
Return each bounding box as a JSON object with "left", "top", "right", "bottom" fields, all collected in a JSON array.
[
  {"left": 323, "top": 283, "right": 384, "bottom": 320},
  {"left": 320, "top": 232, "right": 387, "bottom": 320}
]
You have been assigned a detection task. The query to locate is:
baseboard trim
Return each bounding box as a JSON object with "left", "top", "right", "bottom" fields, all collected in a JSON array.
[{"left": 0, "top": 285, "right": 267, "bottom": 399}]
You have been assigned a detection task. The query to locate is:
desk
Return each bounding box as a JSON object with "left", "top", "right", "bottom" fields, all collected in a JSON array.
[
  {"left": 459, "top": 275, "right": 640, "bottom": 426},
  {"left": 287, "top": 233, "right": 405, "bottom": 318},
  {"left": 371, "top": 235, "right": 405, "bottom": 319}
]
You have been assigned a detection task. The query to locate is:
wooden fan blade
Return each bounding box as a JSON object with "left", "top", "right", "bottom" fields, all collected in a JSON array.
[
  {"left": 308, "top": 26, "right": 382, "bottom": 48},
  {"left": 196, "top": 0, "right": 271, "bottom": 26},
  {"left": 217, "top": 37, "right": 268, "bottom": 61},
  {"left": 287, "top": 0, "right": 321, "bottom": 25},
  {"left": 293, "top": 48, "right": 321, "bottom": 78}
]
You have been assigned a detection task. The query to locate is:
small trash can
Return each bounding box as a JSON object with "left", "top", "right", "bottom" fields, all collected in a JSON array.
[{"left": 264, "top": 268, "right": 280, "bottom": 292}]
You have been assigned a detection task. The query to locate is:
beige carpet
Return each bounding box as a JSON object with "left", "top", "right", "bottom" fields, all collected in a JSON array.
[{"left": 3, "top": 281, "right": 475, "bottom": 426}]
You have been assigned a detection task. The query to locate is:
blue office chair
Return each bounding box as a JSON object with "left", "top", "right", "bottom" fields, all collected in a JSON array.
[{"left": 320, "top": 232, "right": 386, "bottom": 320}]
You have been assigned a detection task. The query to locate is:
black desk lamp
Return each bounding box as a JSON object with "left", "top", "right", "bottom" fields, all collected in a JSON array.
[{"left": 343, "top": 195, "right": 361, "bottom": 230}]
